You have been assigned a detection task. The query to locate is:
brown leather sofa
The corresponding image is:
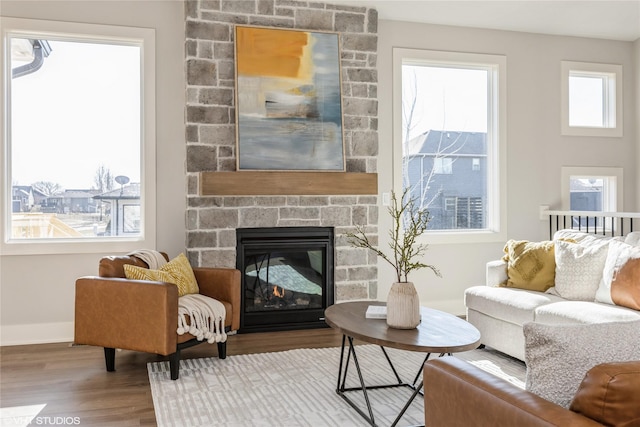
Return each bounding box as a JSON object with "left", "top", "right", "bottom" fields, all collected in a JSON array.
[
  {"left": 74, "top": 253, "right": 241, "bottom": 380},
  {"left": 423, "top": 357, "right": 640, "bottom": 427}
]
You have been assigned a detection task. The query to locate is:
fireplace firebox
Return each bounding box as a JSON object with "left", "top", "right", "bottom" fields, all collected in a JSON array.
[{"left": 236, "top": 227, "right": 335, "bottom": 333}]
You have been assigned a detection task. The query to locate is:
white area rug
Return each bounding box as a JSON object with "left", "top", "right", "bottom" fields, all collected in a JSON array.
[{"left": 148, "top": 345, "right": 525, "bottom": 427}]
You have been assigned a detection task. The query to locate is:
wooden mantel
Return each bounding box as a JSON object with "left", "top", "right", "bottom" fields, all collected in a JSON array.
[{"left": 200, "top": 171, "right": 378, "bottom": 196}]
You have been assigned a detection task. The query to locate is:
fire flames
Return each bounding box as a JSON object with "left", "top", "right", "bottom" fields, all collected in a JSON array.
[{"left": 273, "top": 285, "right": 285, "bottom": 298}]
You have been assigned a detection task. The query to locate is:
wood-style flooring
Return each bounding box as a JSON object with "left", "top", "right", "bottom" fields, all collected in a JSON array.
[{"left": 0, "top": 328, "right": 344, "bottom": 426}]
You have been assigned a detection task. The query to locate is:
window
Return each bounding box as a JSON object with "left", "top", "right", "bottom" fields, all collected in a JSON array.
[
  {"left": 1, "top": 18, "right": 156, "bottom": 255},
  {"left": 433, "top": 158, "right": 453, "bottom": 174},
  {"left": 561, "top": 61, "right": 622, "bottom": 137},
  {"left": 440, "top": 196, "right": 484, "bottom": 229},
  {"left": 561, "top": 167, "right": 622, "bottom": 212},
  {"left": 393, "top": 48, "right": 507, "bottom": 243},
  {"left": 560, "top": 166, "right": 622, "bottom": 230}
]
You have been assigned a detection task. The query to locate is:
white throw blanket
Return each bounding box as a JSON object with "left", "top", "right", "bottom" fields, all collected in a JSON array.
[
  {"left": 128, "top": 249, "right": 168, "bottom": 270},
  {"left": 177, "top": 294, "right": 227, "bottom": 344}
]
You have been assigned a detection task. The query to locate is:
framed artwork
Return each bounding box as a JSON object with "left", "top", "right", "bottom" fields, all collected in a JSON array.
[{"left": 234, "top": 25, "right": 345, "bottom": 171}]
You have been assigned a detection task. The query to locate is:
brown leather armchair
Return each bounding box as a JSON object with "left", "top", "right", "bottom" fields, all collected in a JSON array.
[
  {"left": 74, "top": 253, "right": 241, "bottom": 380},
  {"left": 423, "top": 357, "right": 640, "bottom": 427}
]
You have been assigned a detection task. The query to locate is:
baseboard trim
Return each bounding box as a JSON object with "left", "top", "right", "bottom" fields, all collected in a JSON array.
[{"left": 1, "top": 322, "right": 74, "bottom": 346}]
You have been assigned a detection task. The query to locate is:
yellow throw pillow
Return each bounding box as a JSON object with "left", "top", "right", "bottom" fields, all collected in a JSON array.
[
  {"left": 501, "top": 240, "right": 555, "bottom": 292},
  {"left": 124, "top": 253, "right": 199, "bottom": 296}
]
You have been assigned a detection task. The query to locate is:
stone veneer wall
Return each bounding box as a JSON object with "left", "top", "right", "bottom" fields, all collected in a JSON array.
[{"left": 184, "top": 0, "right": 379, "bottom": 301}]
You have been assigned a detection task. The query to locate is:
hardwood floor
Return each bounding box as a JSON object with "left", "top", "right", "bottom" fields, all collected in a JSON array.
[{"left": 0, "top": 328, "right": 344, "bottom": 426}]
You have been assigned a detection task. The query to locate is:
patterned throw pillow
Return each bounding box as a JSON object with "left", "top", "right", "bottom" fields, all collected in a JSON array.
[
  {"left": 553, "top": 239, "right": 609, "bottom": 301},
  {"left": 501, "top": 240, "right": 556, "bottom": 292},
  {"left": 596, "top": 240, "right": 640, "bottom": 310},
  {"left": 124, "top": 253, "right": 199, "bottom": 296}
]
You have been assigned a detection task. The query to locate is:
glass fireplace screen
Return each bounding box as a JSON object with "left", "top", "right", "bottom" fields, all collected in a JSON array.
[{"left": 243, "top": 246, "right": 325, "bottom": 312}]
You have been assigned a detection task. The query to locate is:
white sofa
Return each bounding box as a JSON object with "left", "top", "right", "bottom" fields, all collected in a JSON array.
[{"left": 465, "top": 229, "right": 640, "bottom": 361}]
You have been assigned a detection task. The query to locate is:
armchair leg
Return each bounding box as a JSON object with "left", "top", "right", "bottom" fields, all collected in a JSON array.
[
  {"left": 169, "top": 350, "right": 180, "bottom": 380},
  {"left": 104, "top": 347, "right": 116, "bottom": 372},
  {"left": 217, "top": 341, "right": 227, "bottom": 359}
]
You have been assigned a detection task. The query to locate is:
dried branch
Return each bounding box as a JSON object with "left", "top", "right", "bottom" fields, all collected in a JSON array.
[{"left": 346, "top": 189, "right": 442, "bottom": 283}]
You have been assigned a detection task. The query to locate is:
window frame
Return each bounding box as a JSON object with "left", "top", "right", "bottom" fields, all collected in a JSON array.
[
  {"left": 0, "top": 17, "right": 156, "bottom": 255},
  {"left": 560, "top": 166, "right": 623, "bottom": 212},
  {"left": 392, "top": 48, "right": 507, "bottom": 244},
  {"left": 560, "top": 60, "right": 623, "bottom": 137}
]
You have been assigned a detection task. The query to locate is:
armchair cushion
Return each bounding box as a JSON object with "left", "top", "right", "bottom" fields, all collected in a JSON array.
[
  {"left": 124, "top": 253, "right": 199, "bottom": 296},
  {"left": 570, "top": 361, "right": 640, "bottom": 426}
]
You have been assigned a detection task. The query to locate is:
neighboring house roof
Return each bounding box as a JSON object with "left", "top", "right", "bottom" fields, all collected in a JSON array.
[
  {"left": 94, "top": 183, "right": 140, "bottom": 200},
  {"left": 12, "top": 185, "right": 31, "bottom": 193},
  {"left": 64, "top": 190, "right": 97, "bottom": 199},
  {"left": 30, "top": 187, "right": 49, "bottom": 198},
  {"left": 570, "top": 179, "right": 602, "bottom": 192},
  {"left": 12, "top": 186, "right": 31, "bottom": 197},
  {"left": 12, "top": 185, "right": 50, "bottom": 199},
  {"left": 406, "top": 130, "right": 486, "bottom": 156}
]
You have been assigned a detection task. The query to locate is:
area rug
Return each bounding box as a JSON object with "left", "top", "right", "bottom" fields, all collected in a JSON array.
[{"left": 148, "top": 345, "right": 525, "bottom": 427}]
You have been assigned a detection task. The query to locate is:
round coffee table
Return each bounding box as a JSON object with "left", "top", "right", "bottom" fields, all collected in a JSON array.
[{"left": 324, "top": 301, "right": 481, "bottom": 426}]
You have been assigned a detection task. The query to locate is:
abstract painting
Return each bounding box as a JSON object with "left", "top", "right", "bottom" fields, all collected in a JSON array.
[{"left": 234, "top": 26, "right": 345, "bottom": 171}]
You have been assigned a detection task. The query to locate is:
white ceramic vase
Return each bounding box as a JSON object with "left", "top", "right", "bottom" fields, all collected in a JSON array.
[{"left": 386, "top": 281, "right": 420, "bottom": 329}]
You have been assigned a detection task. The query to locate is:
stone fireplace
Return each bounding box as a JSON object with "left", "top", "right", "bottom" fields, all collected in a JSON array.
[{"left": 185, "top": 0, "right": 380, "bottom": 305}]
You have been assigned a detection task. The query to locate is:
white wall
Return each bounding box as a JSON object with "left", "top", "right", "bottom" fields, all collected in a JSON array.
[
  {"left": 0, "top": 1, "right": 185, "bottom": 345},
  {"left": 636, "top": 39, "right": 640, "bottom": 210},
  {"left": 0, "top": 4, "right": 637, "bottom": 344},
  {"left": 377, "top": 20, "right": 637, "bottom": 314}
]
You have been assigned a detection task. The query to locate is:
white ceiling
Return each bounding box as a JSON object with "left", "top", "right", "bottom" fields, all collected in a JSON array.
[{"left": 329, "top": 0, "right": 640, "bottom": 42}]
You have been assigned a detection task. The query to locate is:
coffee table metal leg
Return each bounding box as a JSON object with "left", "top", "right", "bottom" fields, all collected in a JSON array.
[
  {"left": 411, "top": 353, "right": 432, "bottom": 387},
  {"left": 336, "top": 334, "right": 347, "bottom": 392},
  {"left": 336, "top": 335, "right": 377, "bottom": 425},
  {"left": 335, "top": 335, "right": 446, "bottom": 427},
  {"left": 392, "top": 353, "right": 451, "bottom": 426},
  {"left": 390, "top": 380, "right": 424, "bottom": 427},
  {"left": 379, "top": 346, "right": 403, "bottom": 385}
]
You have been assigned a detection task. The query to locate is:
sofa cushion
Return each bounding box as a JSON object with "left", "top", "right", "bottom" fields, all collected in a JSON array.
[
  {"left": 501, "top": 240, "right": 556, "bottom": 292},
  {"left": 124, "top": 253, "right": 199, "bottom": 297},
  {"left": 465, "top": 286, "right": 564, "bottom": 326},
  {"left": 534, "top": 301, "right": 640, "bottom": 325},
  {"left": 570, "top": 361, "right": 640, "bottom": 427},
  {"left": 524, "top": 320, "right": 640, "bottom": 408},
  {"left": 553, "top": 229, "right": 609, "bottom": 245},
  {"left": 553, "top": 239, "right": 609, "bottom": 301},
  {"left": 596, "top": 239, "right": 640, "bottom": 310},
  {"left": 624, "top": 231, "right": 640, "bottom": 246}
]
